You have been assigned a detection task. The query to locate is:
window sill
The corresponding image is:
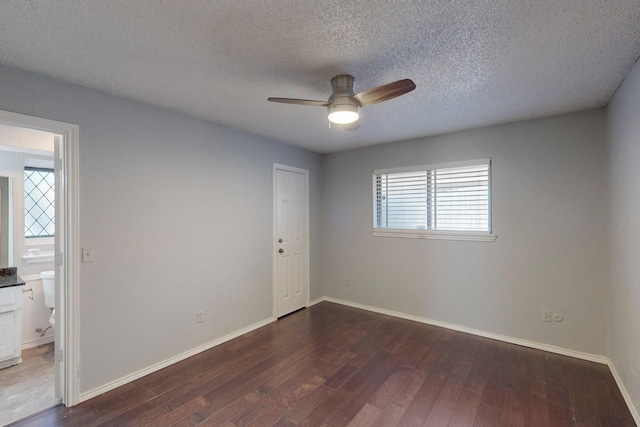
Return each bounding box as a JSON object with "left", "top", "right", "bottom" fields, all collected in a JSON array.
[
  {"left": 22, "top": 252, "right": 56, "bottom": 264},
  {"left": 24, "top": 237, "right": 56, "bottom": 264},
  {"left": 371, "top": 229, "right": 497, "bottom": 242}
]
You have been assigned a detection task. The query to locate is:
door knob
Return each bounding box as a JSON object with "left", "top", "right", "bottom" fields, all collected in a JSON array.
[{"left": 278, "top": 248, "right": 284, "bottom": 253}]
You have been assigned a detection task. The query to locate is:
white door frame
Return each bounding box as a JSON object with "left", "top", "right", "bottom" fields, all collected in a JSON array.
[
  {"left": 0, "top": 110, "right": 80, "bottom": 406},
  {"left": 272, "top": 163, "right": 310, "bottom": 318}
]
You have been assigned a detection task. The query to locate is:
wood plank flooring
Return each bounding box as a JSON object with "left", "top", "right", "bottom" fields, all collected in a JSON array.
[
  {"left": 9, "top": 302, "right": 636, "bottom": 426},
  {"left": 1, "top": 342, "right": 58, "bottom": 426}
]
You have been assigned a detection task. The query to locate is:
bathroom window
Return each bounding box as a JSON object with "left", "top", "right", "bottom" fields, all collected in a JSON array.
[{"left": 24, "top": 167, "right": 55, "bottom": 238}]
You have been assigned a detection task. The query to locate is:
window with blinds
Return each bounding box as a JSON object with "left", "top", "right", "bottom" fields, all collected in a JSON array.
[{"left": 373, "top": 159, "right": 491, "bottom": 234}]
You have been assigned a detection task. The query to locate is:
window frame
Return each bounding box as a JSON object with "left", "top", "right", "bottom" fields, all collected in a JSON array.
[
  {"left": 371, "top": 159, "right": 497, "bottom": 242},
  {"left": 24, "top": 166, "right": 56, "bottom": 239}
]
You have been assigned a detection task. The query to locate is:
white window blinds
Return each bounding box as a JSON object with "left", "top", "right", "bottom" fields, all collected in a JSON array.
[{"left": 374, "top": 159, "right": 491, "bottom": 233}]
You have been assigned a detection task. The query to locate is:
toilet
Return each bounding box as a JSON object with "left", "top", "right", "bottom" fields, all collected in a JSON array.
[{"left": 41, "top": 270, "right": 55, "bottom": 327}]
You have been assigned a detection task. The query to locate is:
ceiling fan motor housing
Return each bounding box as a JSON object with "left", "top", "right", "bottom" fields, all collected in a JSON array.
[{"left": 327, "top": 74, "right": 360, "bottom": 123}]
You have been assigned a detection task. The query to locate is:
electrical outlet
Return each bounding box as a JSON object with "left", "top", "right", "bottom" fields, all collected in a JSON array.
[
  {"left": 196, "top": 311, "right": 203, "bottom": 323},
  {"left": 552, "top": 313, "right": 564, "bottom": 322},
  {"left": 541, "top": 309, "right": 551, "bottom": 322}
]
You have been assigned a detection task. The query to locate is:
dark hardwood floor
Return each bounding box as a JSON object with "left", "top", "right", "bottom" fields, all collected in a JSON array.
[{"left": 10, "top": 302, "right": 636, "bottom": 426}]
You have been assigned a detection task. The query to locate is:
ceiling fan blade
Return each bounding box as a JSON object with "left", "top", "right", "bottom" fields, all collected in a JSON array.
[
  {"left": 353, "top": 79, "right": 416, "bottom": 107},
  {"left": 267, "top": 97, "right": 329, "bottom": 107}
]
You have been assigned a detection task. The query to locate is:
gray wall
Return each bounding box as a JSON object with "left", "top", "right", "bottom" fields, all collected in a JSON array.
[
  {"left": 608, "top": 57, "right": 640, "bottom": 415},
  {"left": 0, "top": 64, "right": 323, "bottom": 393},
  {"left": 322, "top": 109, "right": 609, "bottom": 355}
]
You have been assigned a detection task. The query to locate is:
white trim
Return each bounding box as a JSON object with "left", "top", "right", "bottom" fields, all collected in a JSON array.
[
  {"left": 0, "top": 110, "right": 80, "bottom": 407},
  {"left": 23, "top": 240, "right": 56, "bottom": 264},
  {"left": 62, "top": 124, "right": 80, "bottom": 406},
  {"left": 78, "top": 316, "right": 276, "bottom": 403},
  {"left": 0, "top": 357, "right": 22, "bottom": 370},
  {"left": 272, "top": 164, "right": 310, "bottom": 318},
  {"left": 25, "top": 237, "right": 55, "bottom": 247},
  {"left": 608, "top": 360, "right": 640, "bottom": 425},
  {"left": 24, "top": 158, "right": 55, "bottom": 169},
  {"left": 307, "top": 297, "right": 325, "bottom": 307},
  {"left": 371, "top": 229, "right": 497, "bottom": 242},
  {"left": 22, "top": 252, "right": 56, "bottom": 264},
  {"left": 22, "top": 335, "right": 55, "bottom": 350},
  {"left": 322, "top": 297, "right": 609, "bottom": 364},
  {"left": 374, "top": 158, "right": 491, "bottom": 175}
]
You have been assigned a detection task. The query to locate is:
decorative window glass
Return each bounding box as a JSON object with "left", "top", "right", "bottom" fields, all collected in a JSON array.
[
  {"left": 373, "top": 159, "right": 492, "bottom": 238},
  {"left": 24, "top": 167, "right": 55, "bottom": 238}
]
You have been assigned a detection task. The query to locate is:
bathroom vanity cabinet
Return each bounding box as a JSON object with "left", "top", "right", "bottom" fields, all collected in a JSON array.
[{"left": 0, "top": 279, "right": 24, "bottom": 369}]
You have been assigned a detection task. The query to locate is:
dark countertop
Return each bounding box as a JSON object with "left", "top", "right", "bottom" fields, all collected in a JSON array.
[{"left": 0, "top": 267, "right": 25, "bottom": 288}]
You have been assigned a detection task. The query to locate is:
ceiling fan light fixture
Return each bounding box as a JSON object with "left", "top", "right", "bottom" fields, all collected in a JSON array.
[
  {"left": 328, "top": 103, "right": 359, "bottom": 124},
  {"left": 268, "top": 74, "right": 415, "bottom": 129}
]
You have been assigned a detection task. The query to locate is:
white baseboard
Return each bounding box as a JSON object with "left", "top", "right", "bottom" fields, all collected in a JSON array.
[
  {"left": 322, "top": 297, "right": 609, "bottom": 364},
  {"left": 307, "top": 297, "right": 325, "bottom": 307},
  {"left": 79, "top": 316, "right": 276, "bottom": 403},
  {"left": 608, "top": 360, "right": 640, "bottom": 425},
  {"left": 22, "top": 335, "right": 54, "bottom": 350}
]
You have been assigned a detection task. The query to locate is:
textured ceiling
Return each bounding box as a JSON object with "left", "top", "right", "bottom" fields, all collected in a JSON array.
[{"left": 0, "top": 1, "right": 639, "bottom": 153}]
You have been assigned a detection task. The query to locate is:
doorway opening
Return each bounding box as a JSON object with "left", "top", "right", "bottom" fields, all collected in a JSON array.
[{"left": 0, "top": 110, "right": 79, "bottom": 425}]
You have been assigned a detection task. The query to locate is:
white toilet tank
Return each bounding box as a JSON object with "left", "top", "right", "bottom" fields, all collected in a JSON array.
[{"left": 41, "top": 270, "right": 55, "bottom": 309}]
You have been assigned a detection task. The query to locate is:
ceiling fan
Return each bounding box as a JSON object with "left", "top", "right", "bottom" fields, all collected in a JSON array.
[{"left": 268, "top": 75, "right": 416, "bottom": 128}]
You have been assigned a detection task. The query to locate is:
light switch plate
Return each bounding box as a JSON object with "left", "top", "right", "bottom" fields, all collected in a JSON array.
[{"left": 82, "top": 247, "right": 95, "bottom": 262}]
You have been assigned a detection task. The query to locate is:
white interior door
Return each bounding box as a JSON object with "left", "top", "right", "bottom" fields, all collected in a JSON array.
[{"left": 274, "top": 166, "right": 309, "bottom": 317}]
